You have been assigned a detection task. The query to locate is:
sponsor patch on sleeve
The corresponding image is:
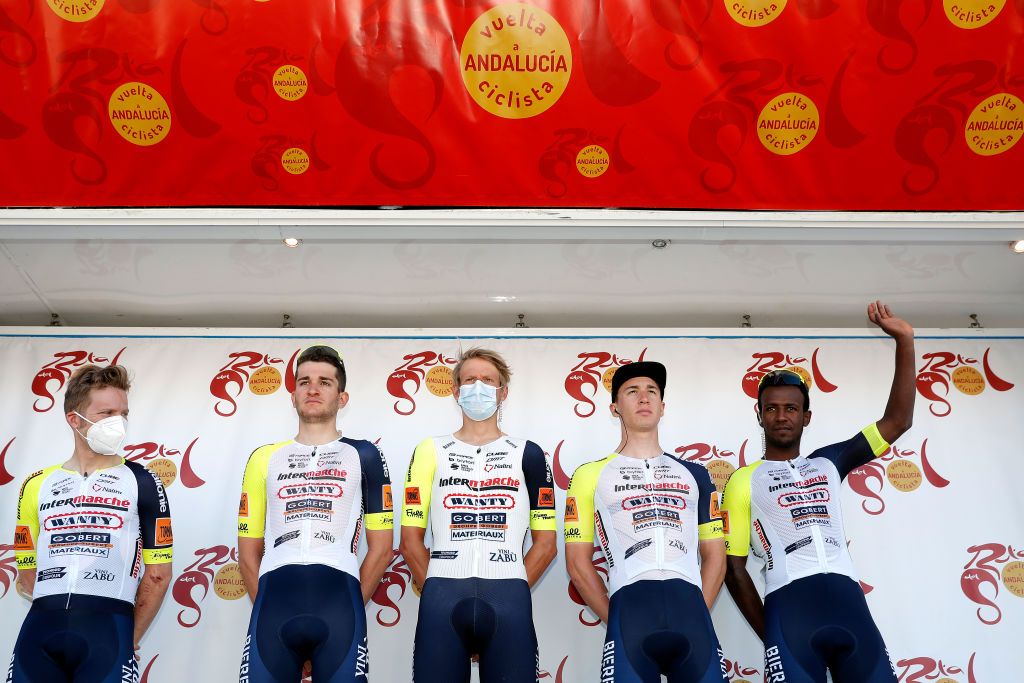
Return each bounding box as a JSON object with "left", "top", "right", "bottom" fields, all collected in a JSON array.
[
  {"left": 564, "top": 496, "right": 579, "bottom": 522},
  {"left": 383, "top": 485, "right": 393, "bottom": 511},
  {"left": 14, "top": 525, "right": 33, "bottom": 551},
  {"left": 238, "top": 493, "right": 249, "bottom": 517},
  {"left": 155, "top": 518, "right": 173, "bottom": 546},
  {"left": 405, "top": 487, "right": 421, "bottom": 506},
  {"left": 538, "top": 487, "right": 555, "bottom": 508}
]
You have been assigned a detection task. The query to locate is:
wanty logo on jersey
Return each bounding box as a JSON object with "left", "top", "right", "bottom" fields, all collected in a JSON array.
[
  {"left": 848, "top": 438, "right": 949, "bottom": 515},
  {"left": 676, "top": 439, "right": 752, "bottom": 493},
  {"left": 916, "top": 349, "right": 1014, "bottom": 417},
  {"left": 564, "top": 348, "right": 648, "bottom": 418},
  {"left": 897, "top": 653, "right": 977, "bottom": 683},
  {"left": 567, "top": 545, "right": 609, "bottom": 626},
  {"left": 124, "top": 438, "right": 206, "bottom": 489},
  {"left": 740, "top": 349, "right": 837, "bottom": 401},
  {"left": 386, "top": 350, "right": 457, "bottom": 415},
  {"left": 961, "top": 542, "right": 1024, "bottom": 625},
  {"left": 0, "top": 544, "right": 17, "bottom": 599},
  {"left": 209, "top": 349, "right": 300, "bottom": 417},
  {"left": 172, "top": 545, "right": 246, "bottom": 628},
  {"left": 370, "top": 550, "right": 414, "bottom": 627},
  {"left": 30, "top": 347, "right": 127, "bottom": 412}
]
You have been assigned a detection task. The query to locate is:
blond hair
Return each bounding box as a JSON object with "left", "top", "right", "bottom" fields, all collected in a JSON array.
[
  {"left": 452, "top": 348, "right": 512, "bottom": 387},
  {"left": 64, "top": 364, "right": 131, "bottom": 415}
]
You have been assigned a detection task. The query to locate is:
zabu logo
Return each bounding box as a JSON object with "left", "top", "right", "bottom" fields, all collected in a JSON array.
[
  {"left": 897, "top": 653, "right": 977, "bottom": 682},
  {"left": 0, "top": 437, "right": 15, "bottom": 486},
  {"left": 961, "top": 543, "right": 1024, "bottom": 625},
  {"left": 369, "top": 550, "right": 413, "bottom": 627},
  {"left": 916, "top": 349, "right": 1014, "bottom": 417},
  {"left": 172, "top": 545, "right": 245, "bottom": 627},
  {"left": 209, "top": 350, "right": 300, "bottom": 417},
  {"left": 723, "top": 658, "right": 760, "bottom": 682},
  {"left": 567, "top": 545, "right": 608, "bottom": 626},
  {"left": 386, "top": 351, "right": 457, "bottom": 415},
  {"left": 124, "top": 438, "right": 206, "bottom": 489},
  {"left": 31, "top": 347, "right": 127, "bottom": 412},
  {"left": 0, "top": 544, "right": 17, "bottom": 599},
  {"left": 564, "top": 348, "right": 648, "bottom": 418},
  {"left": 740, "top": 349, "right": 837, "bottom": 400},
  {"left": 848, "top": 439, "right": 949, "bottom": 515},
  {"left": 676, "top": 439, "right": 752, "bottom": 493}
]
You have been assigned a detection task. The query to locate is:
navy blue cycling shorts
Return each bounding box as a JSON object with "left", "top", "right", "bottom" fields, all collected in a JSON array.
[
  {"left": 763, "top": 573, "right": 897, "bottom": 683},
  {"left": 603, "top": 579, "right": 727, "bottom": 683},
  {"left": 239, "top": 564, "right": 367, "bottom": 683},
  {"left": 413, "top": 577, "right": 537, "bottom": 683},
  {"left": 8, "top": 594, "right": 137, "bottom": 683}
]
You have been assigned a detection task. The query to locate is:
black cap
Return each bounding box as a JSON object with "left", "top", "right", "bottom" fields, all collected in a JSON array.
[{"left": 611, "top": 361, "right": 666, "bottom": 401}]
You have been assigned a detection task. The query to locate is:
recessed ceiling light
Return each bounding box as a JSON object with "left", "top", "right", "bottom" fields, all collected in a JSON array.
[
  {"left": 490, "top": 295, "right": 517, "bottom": 303},
  {"left": 652, "top": 239, "right": 669, "bottom": 249},
  {"left": 283, "top": 237, "right": 301, "bottom": 248},
  {"left": 1011, "top": 240, "right": 1024, "bottom": 253}
]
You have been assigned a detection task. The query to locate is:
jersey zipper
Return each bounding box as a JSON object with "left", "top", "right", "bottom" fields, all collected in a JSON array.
[
  {"left": 301, "top": 446, "right": 316, "bottom": 562},
  {"left": 67, "top": 471, "right": 91, "bottom": 608},
  {"left": 472, "top": 446, "right": 482, "bottom": 578},
  {"left": 643, "top": 458, "right": 665, "bottom": 571},
  {"left": 787, "top": 459, "right": 829, "bottom": 573}
]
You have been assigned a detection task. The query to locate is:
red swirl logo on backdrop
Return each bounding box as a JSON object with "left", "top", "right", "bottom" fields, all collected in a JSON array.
[
  {"left": 740, "top": 348, "right": 837, "bottom": 400},
  {"left": 0, "top": 437, "right": 15, "bottom": 486},
  {"left": 567, "top": 545, "right": 609, "bottom": 626},
  {"left": 564, "top": 348, "right": 647, "bottom": 418},
  {"left": 31, "top": 347, "right": 127, "bottom": 413},
  {"left": 676, "top": 439, "right": 751, "bottom": 494},
  {"left": 139, "top": 653, "right": 160, "bottom": 683},
  {"left": 897, "top": 653, "right": 977, "bottom": 682},
  {"left": 172, "top": 545, "right": 242, "bottom": 627},
  {"left": 370, "top": 550, "right": 413, "bottom": 627},
  {"left": 0, "top": 543, "right": 18, "bottom": 599},
  {"left": 124, "top": 438, "right": 205, "bottom": 489},
  {"left": 916, "top": 349, "right": 1014, "bottom": 417},
  {"left": 386, "top": 351, "right": 457, "bottom": 416},
  {"left": 723, "top": 658, "right": 760, "bottom": 682},
  {"left": 539, "top": 654, "right": 569, "bottom": 682},
  {"left": 961, "top": 542, "right": 1024, "bottom": 625},
  {"left": 848, "top": 438, "right": 949, "bottom": 515},
  {"left": 209, "top": 349, "right": 300, "bottom": 417}
]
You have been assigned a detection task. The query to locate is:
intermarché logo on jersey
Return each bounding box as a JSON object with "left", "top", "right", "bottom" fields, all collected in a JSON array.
[
  {"left": 124, "top": 438, "right": 206, "bottom": 489},
  {"left": 30, "top": 347, "right": 127, "bottom": 412},
  {"left": 740, "top": 348, "right": 837, "bottom": 401},
  {"left": 848, "top": 438, "right": 949, "bottom": 515},
  {"left": 172, "top": 545, "right": 246, "bottom": 628},
  {"left": 916, "top": 349, "right": 1014, "bottom": 417},
  {"left": 961, "top": 542, "right": 1024, "bottom": 625},
  {"left": 386, "top": 350, "right": 457, "bottom": 415},
  {"left": 564, "top": 348, "right": 648, "bottom": 418},
  {"left": 209, "top": 349, "right": 300, "bottom": 417},
  {"left": 896, "top": 653, "right": 978, "bottom": 682}
]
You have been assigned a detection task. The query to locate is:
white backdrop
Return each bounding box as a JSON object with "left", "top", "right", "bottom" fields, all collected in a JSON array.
[{"left": 0, "top": 328, "right": 1021, "bottom": 683}]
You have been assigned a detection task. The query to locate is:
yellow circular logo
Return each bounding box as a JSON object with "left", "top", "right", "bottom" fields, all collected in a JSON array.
[
  {"left": 726, "top": 0, "right": 786, "bottom": 26},
  {"left": 213, "top": 563, "right": 247, "bottom": 600},
  {"left": 146, "top": 458, "right": 178, "bottom": 488},
  {"left": 951, "top": 365, "right": 985, "bottom": 395},
  {"left": 706, "top": 460, "right": 737, "bottom": 493},
  {"left": 602, "top": 366, "right": 618, "bottom": 394},
  {"left": 1002, "top": 560, "right": 1024, "bottom": 598},
  {"left": 460, "top": 3, "right": 572, "bottom": 119},
  {"left": 965, "top": 93, "right": 1024, "bottom": 156},
  {"left": 886, "top": 459, "right": 922, "bottom": 492},
  {"left": 273, "top": 65, "right": 308, "bottom": 101},
  {"left": 47, "top": 0, "right": 104, "bottom": 22},
  {"left": 248, "top": 365, "right": 283, "bottom": 395},
  {"left": 281, "top": 147, "right": 310, "bottom": 175},
  {"left": 108, "top": 82, "right": 172, "bottom": 147},
  {"left": 758, "top": 93, "right": 819, "bottom": 155},
  {"left": 943, "top": 0, "right": 1005, "bottom": 28},
  {"left": 782, "top": 365, "right": 813, "bottom": 390},
  {"left": 425, "top": 366, "right": 454, "bottom": 397},
  {"left": 576, "top": 145, "right": 609, "bottom": 178}
]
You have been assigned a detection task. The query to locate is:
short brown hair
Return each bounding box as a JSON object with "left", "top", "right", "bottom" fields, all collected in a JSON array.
[
  {"left": 452, "top": 348, "right": 512, "bottom": 387},
  {"left": 295, "top": 345, "right": 347, "bottom": 390},
  {"left": 64, "top": 365, "right": 131, "bottom": 415}
]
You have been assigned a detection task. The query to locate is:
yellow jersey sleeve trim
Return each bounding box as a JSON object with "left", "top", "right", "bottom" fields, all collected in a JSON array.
[
  {"left": 863, "top": 423, "right": 890, "bottom": 458},
  {"left": 402, "top": 438, "right": 437, "bottom": 529},
  {"left": 143, "top": 548, "right": 174, "bottom": 564},
  {"left": 530, "top": 510, "right": 557, "bottom": 531},
  {"left": 722, "top": 461, "right": 762, "bottom": 557},
  {"left": 238, "top": 442, "right": 286, "bottom": 539},
  {"left": 564, "top": 454, "right": 615, "bottom": 544},
  {"left": 15, "top": 465, "right": 58, "bottom": 570},
  {"left": 365, "top": 512, "right": 394, "bottom": 531},
  {"left": 698, "top": 519, "right": 725, "bottom": 541}
]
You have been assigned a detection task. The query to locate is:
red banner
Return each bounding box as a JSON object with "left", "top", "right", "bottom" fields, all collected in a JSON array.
[{"left": 1, "top": 0, "right": 1022, "bottom": 208}]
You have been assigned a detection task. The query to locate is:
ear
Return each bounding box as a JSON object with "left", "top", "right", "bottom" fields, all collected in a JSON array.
[
  {"left": 753, "top": 403, "right": 763, "bottom": 426},
  {"left": 337, "top": 391, "right": 350, "bottom": 411},
  {"left": 802, "top": 410, "right": 812, "bottom": 427},
  {"left": 609, "top": 403, "right": 619, "bottom": 417},
  {"left": 66, "top": 411, "right": 81, "bottom": 431},
  {"left": 497, "top": 385, "right": 509, "bottom": 402}
]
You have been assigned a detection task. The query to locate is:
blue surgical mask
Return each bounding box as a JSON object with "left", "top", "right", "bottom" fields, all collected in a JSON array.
[{"left": 457, "top": 380, "right": 499, "bottom": 421}]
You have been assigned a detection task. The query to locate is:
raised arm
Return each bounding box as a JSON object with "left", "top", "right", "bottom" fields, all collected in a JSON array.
[{"left": 868, "top": 300, "right": 916, "bottom": 444}]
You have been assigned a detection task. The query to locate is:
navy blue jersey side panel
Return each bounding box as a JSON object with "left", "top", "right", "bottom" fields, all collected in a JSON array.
[
  {"left": 522, "top": 440, "right": 555, "bottom": 515},
  {"left": 126, "top": 460, "right": 172, "bottom": 553},
  {"left": 673, "top": 457, "right": 717, "bottom": 526},
  {"left": 808, "top": 432, "right": 875, "bottom": 481},
  {"left": 345, "top": 438, "right": 392, "bottom": 518}
]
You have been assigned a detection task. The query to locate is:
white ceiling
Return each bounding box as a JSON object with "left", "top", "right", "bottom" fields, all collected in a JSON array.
[{"left": 1, "top": 209, "right": 1022, "bottom": 329}]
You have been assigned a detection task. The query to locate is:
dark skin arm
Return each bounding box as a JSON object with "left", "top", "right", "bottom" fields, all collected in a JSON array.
[
  {"left": 867, "top": 300, "right": 916, "bottom": 443},
  {"left": 724, "top": 555, "right": 765, "bottom": 640}
]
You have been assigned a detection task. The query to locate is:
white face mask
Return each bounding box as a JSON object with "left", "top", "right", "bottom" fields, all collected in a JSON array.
[
  {"left": 74, "top": 412, "right": 127, "bottom": 456},
  {"left": 457, "top": 380, "right": 500, "bottom": 422}
]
